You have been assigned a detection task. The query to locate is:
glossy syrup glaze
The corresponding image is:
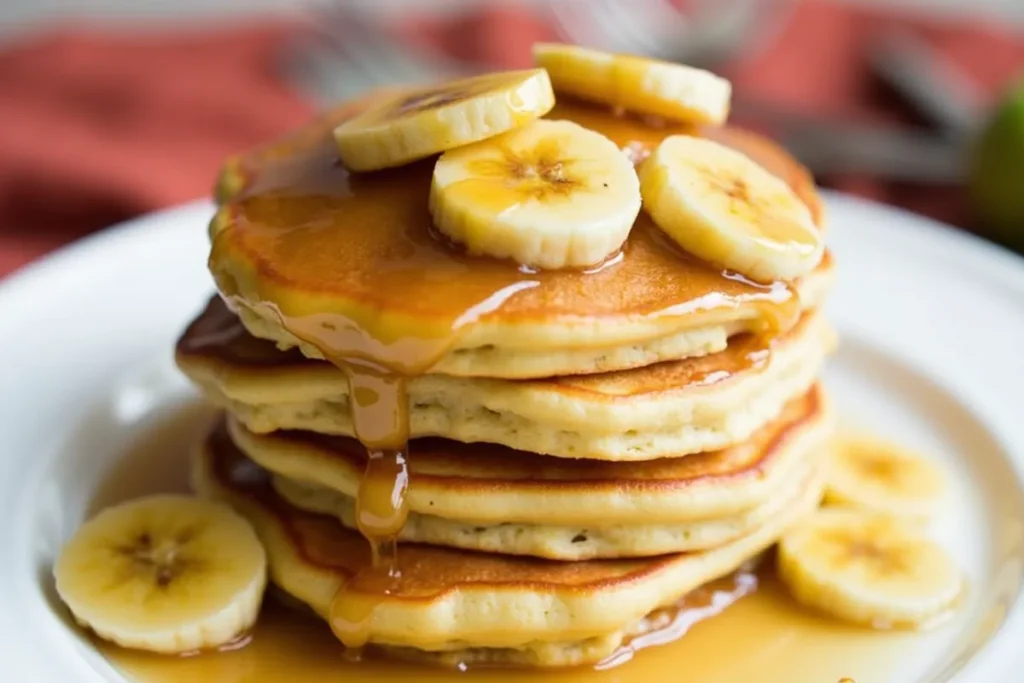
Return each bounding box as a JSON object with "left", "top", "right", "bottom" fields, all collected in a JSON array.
[
  {"left": 204, "top": 97, "right": 824, "bottom": 658},
  {"left": 209, "top": 97, "right": 818, "bottom": 344},
  {"left": 99, "top": 567, "right": 915, "bottom": 683},
  {"left": 176, "top": 294, "right": 786, "bottom": 392},
  {"left": 92, "top": 405, "right": 926, "bottom": 682}
]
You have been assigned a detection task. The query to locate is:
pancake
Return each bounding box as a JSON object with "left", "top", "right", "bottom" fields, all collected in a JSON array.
[
  {"left": 211, "top": 95, "right": 833, "bottom": 380},
  {"left": 225, "top": 385, "right": 829, "bottom": 527},
  {"left": 270, "top": 459, "right": 822, "bottom": 560},
  {"left": 177, "top": 298, "right": 834, "bottom": 460},
  {"left": 192, "top": 421, "right": 824, "bottom": 665}
]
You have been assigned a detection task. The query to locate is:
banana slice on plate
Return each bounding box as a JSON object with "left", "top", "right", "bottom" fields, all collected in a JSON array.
[
  {"left": 430, "top": 118, "right": 641, "bottom": 269},
  {"left": 826, "top": 435, "right": 947, "bottom": 520},
  {"left": 777, "top": 509, "right": 963, "bottom": 629},
  {"left": 639, "top": 135, "right": 823, "bottom": 282},
  {"left": 533, "top": 42, "right": 731, "bottom": 125},
  {"left": 54, "top": 494, "right": 267, "bottom": 654},
  {"left": 334, "top": 69, "right": 555, "bottom": 172}
]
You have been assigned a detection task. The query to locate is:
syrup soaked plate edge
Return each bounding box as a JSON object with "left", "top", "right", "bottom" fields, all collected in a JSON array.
[
  {"left": 80, "top": 393, "right": 968, "bottom": 683},
  {"left": 95, "top": 559, "right": 934, "bottom": 683},
  {"left": 2, "top": 197, "right": 1022, "bottom": 681},
  {"left": 822, "top": 335, "right": 1024, "bottom": 682}
]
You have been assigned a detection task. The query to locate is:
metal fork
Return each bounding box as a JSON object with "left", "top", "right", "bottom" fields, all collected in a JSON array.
[
  {"left": 547, "top": 0, "right": 797, "bottom": 66},
  {"left": 287, "top": 0, "right": 787, "bottom": 104},
  {"left": 285, "top": 3, "right": 474, "bottom": 104},
  {"left": 283, "top": 0, "right": 965, "bottom": 183}
]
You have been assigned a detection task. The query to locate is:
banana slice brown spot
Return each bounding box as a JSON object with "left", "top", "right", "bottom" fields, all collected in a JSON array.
[
  {"left": 54, "top": 494, "right": 267, "bottom": 654},
  {"left": 334, "top": 69, "right": 555, "bottom": 172},
  {"left": 430, "top": 118, "right": 641, "bottom": 269},
  {"left": 639, "top": 135, "right": 822, "bottom": 283},
  {"left": 777, "top": 509, "right": 963, "bottom": 629},
  {"left": 825, "top": 435, "right": 947, "bottom": 520}
]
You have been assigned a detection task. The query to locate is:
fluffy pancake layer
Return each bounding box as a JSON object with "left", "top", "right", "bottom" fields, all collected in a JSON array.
[
  {"left": 270, "top": 459, "right": 822, "bottom": 560},
  {"left": 211, "top": 95, "right": 832, "bottom": 379},
  {"left": 223, "top": 385, "right": 828, "bottom": 529},
  {"left": 177, "top": 298, "right": 834, "bottom": 460},
  {"left": 225, "top": 262, "right": 832, "bottom": 380},
  {"left": 192, "top": 420, "right": 824, "bottom": 665}
]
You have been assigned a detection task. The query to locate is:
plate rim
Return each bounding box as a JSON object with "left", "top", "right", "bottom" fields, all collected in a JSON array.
[{"left": 2, "top": 191, "right": 1024, "bottom": 682}]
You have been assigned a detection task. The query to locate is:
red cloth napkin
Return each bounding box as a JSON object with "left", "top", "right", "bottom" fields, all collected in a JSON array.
[
  {"left": 1, "top": 1, "right": 1023, "bottom": 279},
  {"left": 724, "top": 2, "right": 1024, "bottom": 230},
  {"left": 0, "top": 21, "right": 313, "bottom": 276},
  {"left": 403, "top": 2, "right": 1024, "bottom": 229}
]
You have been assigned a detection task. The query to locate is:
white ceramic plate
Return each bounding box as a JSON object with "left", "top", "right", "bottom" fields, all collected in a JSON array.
[{"left": 2, "top": 193, "right": 1024, "bottom": 681}]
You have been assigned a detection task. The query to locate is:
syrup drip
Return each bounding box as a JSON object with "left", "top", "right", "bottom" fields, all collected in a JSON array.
[
  {"left": 328, "top": 367, "right": 411, "bottom": 654},
  {"left": 687, "top": 332, "right": 771, "bottom": 387},
  {"left": 596, "top": 563, "right": 759, "bottom": 670}
]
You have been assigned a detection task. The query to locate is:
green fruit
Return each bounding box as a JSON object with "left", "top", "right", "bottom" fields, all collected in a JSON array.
[{"left": 969, "top": 78, "right": 1024, "bottom": 251}]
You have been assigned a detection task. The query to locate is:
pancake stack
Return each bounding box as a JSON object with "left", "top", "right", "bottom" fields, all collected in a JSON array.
[{"left": 177, "top": 53, "right": 838, "bottom": 668}]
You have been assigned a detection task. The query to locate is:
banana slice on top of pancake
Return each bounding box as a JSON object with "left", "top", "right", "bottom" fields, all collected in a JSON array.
[
  {"left": 639, "top": 135, "right": 823, "bottom": 282},
  {"left": 334, "top": 69, "right": 555, "bottom": 171},
  {"left": 54, "top": 495, "right": 267, "bottom": 654},
  {"left": 825, "top": 436, "right": 947, "bottom": 520},
  {"left": 777, "top": 509, "right": 963, "bottom": 629},
  {"left": 533, "top": 42, "right": 731, "bottom": 125},
  {"left": 430, "top": 118, "right": 642, "bottom": 269}
]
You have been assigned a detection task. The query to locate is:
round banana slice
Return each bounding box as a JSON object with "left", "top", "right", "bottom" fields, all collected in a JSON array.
[
  {"left": 54, "top": 494, "right": 267, "bottom": 654},
  {"left": 826, "top": 435, "right": 947, "bottom": 520},
  {"left": 532, "top": 42, "right": 731, "bottom": 125},
  {"left": 777, "top": 509, "right": 963, "bottom": 629},
  {"left": 430, "top": 118, "right": 641, "bottom": 269},
  {"left": 639, "top": 135, "right": 823, "bottom": 282},
  {"left": 334, "top": 69, "right": 555, "bottom": 172}
]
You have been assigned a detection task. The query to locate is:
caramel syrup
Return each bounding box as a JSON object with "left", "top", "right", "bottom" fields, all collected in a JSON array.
[
  {"left": 206, "top": 97, "right": 820, "bottom": 658},
  {"left": 98, "top": 566, "right": 919, "bottom": 683},
  {"left": 327, "top": 367, "right": 411, "bottom": 652},
  {"left": 91, "top": 404, "right": 952, "bottom": 683}
]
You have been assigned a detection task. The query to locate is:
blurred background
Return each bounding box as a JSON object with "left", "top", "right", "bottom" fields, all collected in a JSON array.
[{"left": 0, "top": 0, "right": 1022, "bottom": 278}]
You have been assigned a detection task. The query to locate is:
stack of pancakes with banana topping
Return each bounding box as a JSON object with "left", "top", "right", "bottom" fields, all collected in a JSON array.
[{"left": 177, "top": 47, "right": 837, "bottom": 668}]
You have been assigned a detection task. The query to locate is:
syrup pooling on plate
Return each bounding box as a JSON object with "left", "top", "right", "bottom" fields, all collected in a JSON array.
[
  {"left": 98, "top": 569, "right": 914, "bottom": 683},
  {"left": 98, "top": 423, "right": 923, "bottom": 683},
  {"left": 208, "top": 98, "right": 813, "bottom": 656},
  {"left": 596, "top": 563, "right": 759, "bottom": 670}
]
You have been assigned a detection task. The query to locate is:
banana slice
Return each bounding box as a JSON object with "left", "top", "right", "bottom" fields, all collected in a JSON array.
[
  {"left": 777, "top": 509, "right": 963, "bottom": 629},
  {"left": 334, "top": 69, "right": 555, "bottom": 172},
  {"left": 54, "top": 494, "right": 267, "bottom": 654},
  {"left": 532, "top": 42, "right": 731, "bottom": 125},
  {"left": 826, "top": 435, "right": 947, "bottom": 520},
  {"left": 430, "top": 118, "right": 641, "bottom": 269},
  {"left": 639, "top": 135, "right": 823, "bottom": 282}
]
